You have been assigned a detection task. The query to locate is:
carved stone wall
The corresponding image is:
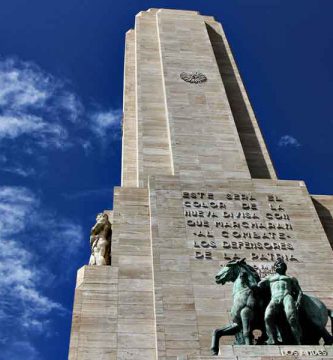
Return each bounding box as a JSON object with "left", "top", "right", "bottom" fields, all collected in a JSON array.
[
  {"left": 69, "top": 8, "right": 333, "bottom": 360},
  {"left": 121, "top": 9, "right": 277, "bottom": 188},
  {"left": 148, "top": 176, "right": 333, "bottom": 358},
  {"left": 180, "top": 345, "right": 333, "bottom": 360},
  {"left": 69, "top": 266, "right": 118, "bottom": 359}
]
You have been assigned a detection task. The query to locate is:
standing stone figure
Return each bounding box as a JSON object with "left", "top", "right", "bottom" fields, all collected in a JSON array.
[
  {"left": 258, "top": 258, "right": 302, "bottom": 344},
  {"left": 89, "top": 212, "right": 112, "bottom": 266}
]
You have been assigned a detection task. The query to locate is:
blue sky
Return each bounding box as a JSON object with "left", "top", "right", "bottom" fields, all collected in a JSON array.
[{"left": 0, "top": 0, "right": 332, "bottom": 359}]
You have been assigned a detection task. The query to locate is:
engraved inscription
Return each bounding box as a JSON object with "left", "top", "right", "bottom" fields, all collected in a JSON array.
[
  {"left": 182, "top": 191, "right": 298, "bottom": 265},
  {"left": 280, "top": 349, "right": 328, "bottom": 357}
]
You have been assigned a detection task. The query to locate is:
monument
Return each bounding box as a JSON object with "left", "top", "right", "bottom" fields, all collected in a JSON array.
[{"left": 68, "top": 9, "right": 333, "bottom": 360}]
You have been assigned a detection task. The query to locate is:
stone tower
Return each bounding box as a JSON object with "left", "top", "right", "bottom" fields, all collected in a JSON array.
[{"left": 68, "top": 9, "right": 333, "bottom": 360}]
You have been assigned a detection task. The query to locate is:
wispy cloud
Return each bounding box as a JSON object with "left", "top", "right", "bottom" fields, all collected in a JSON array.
[
  {"left": 0, "top": 186, "right": 84, "bottom": 267},
  {"left": 90, "top": 109, "right": 122, "bottom": 140},
  {"left": 0, "top": 57, "right": 84, "bottom": 119},
  {"left": 0, "top": 239, "right": 64, "bottom": 325},
  {"left": 35, "top": 214, "right": 84, "bottom": 257},
  {"left": 0, "top": 186, "right": 38, "bottom": 235},
  {"left": 0, "top": 58, "right": 51, "bottom": 109},
  {"left": 0, "top": 57, "right": 122, "bottom": 182},
  {"left": 0, "top": 57, "right": 122, "bottom": 149},
  {"left": 0, "top": 340, "right": 41, "bottom": 360},
  {"left": 0, "top": 57, "right": 83, "bottom": 150},
  {"left": 56, "top": 92, "right": 83, "bottom": 123},
  {"left": 0, "top": 113, "right": 68, "bottom": 148},
  {"left": 2, "top": 165, "right": 36, "bottom": 177},
  {"left": 0, "top": 186, "right": 83, "bottom": 351},
  {"left": 0, "top": 56, "right": 120, "bottom": 357},
  {"left": 0, "top": 155, "right": 36, "bottom": 177},
  {"left": 0, "top": 114, "right": 46, "bottom": 138},
  {"left": 278, "top": 134, "right": 301, "bottom": 147}
]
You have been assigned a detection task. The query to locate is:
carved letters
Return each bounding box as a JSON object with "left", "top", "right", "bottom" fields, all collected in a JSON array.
[
  {"left": 183, "top": 192, "right": 299, "bottom": 265},
  {"left": 280, "top": 349, "right": 328, "bottom": 357}
]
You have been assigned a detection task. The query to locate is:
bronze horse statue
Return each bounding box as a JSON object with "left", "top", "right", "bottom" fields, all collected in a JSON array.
[
  {"left": 211, "top": 259, "right": 333, "bottom": 356},
  {"left": 211, "top": 259, "right": 267, "bottom": 354}
]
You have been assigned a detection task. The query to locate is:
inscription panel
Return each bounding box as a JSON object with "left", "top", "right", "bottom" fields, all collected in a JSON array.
[
  {"left": 149, "top": 176, "right": 333, "bottom": 357},
  {"left": 182, "top": 191, "right": 298, "bottom": 269}
]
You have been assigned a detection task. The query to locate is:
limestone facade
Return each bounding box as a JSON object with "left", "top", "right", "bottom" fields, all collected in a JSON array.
[{"left": 69, "top": 9, "right": 333, "bottom": 360}]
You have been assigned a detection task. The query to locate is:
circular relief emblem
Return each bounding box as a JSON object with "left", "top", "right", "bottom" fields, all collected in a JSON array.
[{"left": 180, "top": 71, "right": 207, "bottom": 84}]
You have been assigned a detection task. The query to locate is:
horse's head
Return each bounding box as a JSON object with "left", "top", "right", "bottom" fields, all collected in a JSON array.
[{"left": 215, "top": 258, "right": 246, "bottom": 285}]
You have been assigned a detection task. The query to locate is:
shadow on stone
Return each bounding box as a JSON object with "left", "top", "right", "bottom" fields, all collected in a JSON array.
[
  {"left": 312, "top": 198, "right": 333, "bottom": 250},
  {"left": 206, "top": 23, "right": 272, "bottom": 179}
]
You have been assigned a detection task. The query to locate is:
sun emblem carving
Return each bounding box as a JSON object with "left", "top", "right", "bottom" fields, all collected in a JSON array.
[{"left": 180, "top": 71, "right": 207, "bottom": 84}]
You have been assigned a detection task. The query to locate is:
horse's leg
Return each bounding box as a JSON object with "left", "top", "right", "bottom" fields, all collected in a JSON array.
[
  {"left": 320, "top": 327, "right": 333, "bottom": 345},
  {"left": 241, "top": 307, "right": 254, "bottom": 345},
  {"left": 211, "top": 323, "right": 239, "bottom": 356}
]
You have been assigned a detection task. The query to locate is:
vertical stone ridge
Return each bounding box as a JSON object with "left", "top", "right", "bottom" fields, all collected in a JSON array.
[
  {"left": 156, "top": 10, "right": 175, "bottom": 176},
  {"left": 148, "top": 179, "right": 163, "bottom": 360},
  {"left": 134, "top": 17, "right": 141, "bottom": 188},
  {"left": 112, "top": 187, "right": 156, "bottom": 360},
  {"left": 204, "top": 17, "right": 277, "bottom": 180},
  {"left": 122, "top": 29, "right": 138, "bottom": 187},
  {"left": 68, "top": 266, "right": 118, "bottom": 359},
  {"left": 135, "top": 10, "right": 173, "bottom": 188}
]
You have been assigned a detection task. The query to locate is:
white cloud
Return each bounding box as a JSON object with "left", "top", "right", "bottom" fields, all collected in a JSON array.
[
  {"left": 0, "top": 114, "right": 45, "bottom": 138},
  {"left": 278, "top": 134, "right": 301, "bottom": 147},
  {"left": 0, "top": 113, "right": 68, "bottom": 148},
  {"left": 0, "top": 187, "right": 63, "bottom": 330},
  {"left": 0, "top": 186, "right": 38, "bottom": 235},
  {"left": 0, "top": 56, "right": 121, "bottom": 163},
  {"left": 0, "top": 57, "right": 80, "bottom": 149},
  {"left": 0, "top": 239, "right": 64, "bottom": 316},
  {"left": 0, "top": 56, "right": 121, "bottom": 357},
  {"left": 2, "top": 165, "right": 36, "bottom": 177},
  {"left": 0, "top": 186, "right": 84, "bottom": 263},
  {"left": 0, "top": 186, "right": 83, "bottom": 345},
  {"left": 0, "top": 58, "right": 51, "bottom": 109},
  {"left": 90, "top": 109, "right": 122, "bottom": 139},
  {"left": 1, "top": 340, "right": 41, "bottom": 360},
  {"left": 36, "top": 215, "right": 84, "bottom": 256},
  {"left": 58, "top": 92, "right": 84, "bottom": 123}
]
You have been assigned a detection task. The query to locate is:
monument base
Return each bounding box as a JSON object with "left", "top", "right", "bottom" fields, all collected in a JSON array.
[
  {"left": 68, "top": 266, "right": 118, "bottom": 360},
  {"left": 177, "top": 346, "right": 333, "bottom": 360}
]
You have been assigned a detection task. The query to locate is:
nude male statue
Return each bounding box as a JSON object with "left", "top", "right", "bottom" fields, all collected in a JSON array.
[
  {"left": 258, "top": 258, "right": 302, "bottom": 345},
  {"left": 89, "top": 212, "right": 112, "bottom": 266}
]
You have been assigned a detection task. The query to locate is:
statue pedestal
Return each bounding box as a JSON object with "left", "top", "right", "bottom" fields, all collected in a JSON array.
[
  {"left": 68, "top": 265, "right": 118, "bottom": 360},
  {"left": 220, "top": 345, "right": 333, "bottom": 359},
  {"left": 177, "top": 345, "right": 333, "bottom": 360}
]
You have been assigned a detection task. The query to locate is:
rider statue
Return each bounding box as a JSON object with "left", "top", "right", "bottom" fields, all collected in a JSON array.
[
  {"left": 258, "top": 258, "right": 302, "bottom": 345},
  {"left": 89, "top": 212, "right": 112, "bottom": 266}
]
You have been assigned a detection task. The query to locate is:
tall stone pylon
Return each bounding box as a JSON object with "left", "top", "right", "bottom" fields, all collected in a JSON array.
[{"left": 68, "top": 9, "right": 333, "bottom": 360}]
